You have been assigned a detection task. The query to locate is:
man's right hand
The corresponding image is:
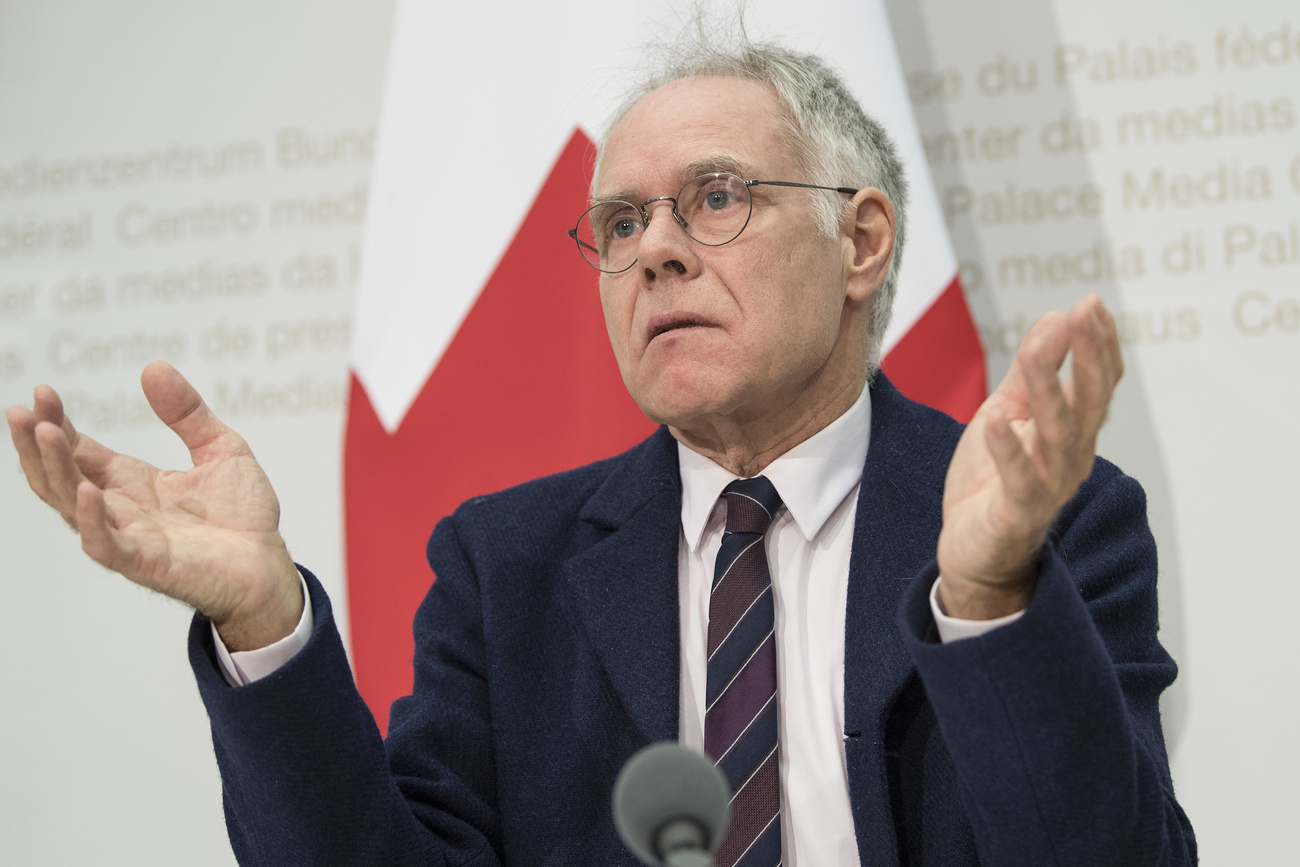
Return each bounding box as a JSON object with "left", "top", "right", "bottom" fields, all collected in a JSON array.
[{"left": 6, "top": 360, "right": 303, "bottom": 652}]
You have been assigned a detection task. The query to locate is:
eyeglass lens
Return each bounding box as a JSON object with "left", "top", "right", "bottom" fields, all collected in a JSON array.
[{"left": 573, "top": 173, "right": 753, "bottom": 273}]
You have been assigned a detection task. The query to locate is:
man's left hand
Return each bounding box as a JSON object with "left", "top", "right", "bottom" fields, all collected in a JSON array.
[{"left": 937, "top": 294, "right": 1124, "bottom": 620}]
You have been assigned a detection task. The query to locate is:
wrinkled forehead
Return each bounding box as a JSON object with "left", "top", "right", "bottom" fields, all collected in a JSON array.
[
  {"left": 593, "top": 76, "right": 803, "bottom": 199},
  {"left": 592, "top": 153, "right": 758, "bottom": 207}
]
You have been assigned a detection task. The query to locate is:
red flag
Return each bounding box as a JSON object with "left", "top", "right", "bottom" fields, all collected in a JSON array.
[
  {"left": 345, "top": 0, "right": 985, "bottom": 728},
  {"left": 344, "top": 132, "right": 654, "bottom": 730},
  {"left": 881, "top": 277, "right": 986, "bottom": 422}
]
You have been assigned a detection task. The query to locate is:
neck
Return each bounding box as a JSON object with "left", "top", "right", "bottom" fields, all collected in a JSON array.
[{"left": 669, "top": 368, "right": 867, "bottom": 477}]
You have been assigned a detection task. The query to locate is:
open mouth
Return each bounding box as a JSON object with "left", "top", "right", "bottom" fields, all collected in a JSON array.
[{"left": 649, "top": 316, "right": 711, "bottom": 341}]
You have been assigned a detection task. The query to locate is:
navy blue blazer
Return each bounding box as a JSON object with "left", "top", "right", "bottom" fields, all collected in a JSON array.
[{"left": 191, "top": 376, "right": 1195, "bottom": 866}]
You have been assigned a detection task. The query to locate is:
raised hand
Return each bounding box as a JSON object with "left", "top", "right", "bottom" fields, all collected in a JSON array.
[
  {"left": 7, "top": 361, "right": 302, "bottom": 651},
  {"left": 937, "top": 294, "right": 1124, "bottom": 620}
]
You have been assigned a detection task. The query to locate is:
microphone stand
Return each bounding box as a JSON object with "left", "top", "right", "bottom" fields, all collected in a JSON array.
[{"left": 658, "top": 818, "right": 714, "bottom": 867}]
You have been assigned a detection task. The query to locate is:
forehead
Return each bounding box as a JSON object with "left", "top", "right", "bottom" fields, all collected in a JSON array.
[{"left": 598, "top": 77, "right": 796, "bottom": 197}]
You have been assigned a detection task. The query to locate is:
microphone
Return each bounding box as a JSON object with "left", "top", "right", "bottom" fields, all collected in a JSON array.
[{"left": 612, "top": 742, "right": 731, "bottom": 867}]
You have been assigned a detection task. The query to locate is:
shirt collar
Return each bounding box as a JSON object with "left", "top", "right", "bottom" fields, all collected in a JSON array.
[{"left": 678, "top": 383, "right": 872, "bottom": 551}]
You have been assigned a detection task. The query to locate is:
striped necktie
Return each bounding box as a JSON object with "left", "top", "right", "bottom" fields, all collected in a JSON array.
[{"left": 705, "top": 476, "right": 783, "bottom": 867}]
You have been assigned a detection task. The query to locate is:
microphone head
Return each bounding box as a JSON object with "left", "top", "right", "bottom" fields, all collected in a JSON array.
[{"left": 612, "top": 742, "right": 730, "bottom": 866}]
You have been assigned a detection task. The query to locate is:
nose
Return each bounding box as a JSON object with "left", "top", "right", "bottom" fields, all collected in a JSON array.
[{"left": 638, "top": 199, "right": 694, "bottom": 283}]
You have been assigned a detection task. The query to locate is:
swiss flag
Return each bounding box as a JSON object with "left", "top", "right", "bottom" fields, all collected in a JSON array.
[{"left": 345, "top": 0, "right": 985, "bottom": 731}]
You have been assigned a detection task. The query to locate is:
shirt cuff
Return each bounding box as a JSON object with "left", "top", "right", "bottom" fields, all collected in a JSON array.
[
  {"left": 929, "top": 577, "right": 1025, "bottom": 643},
  {"left": 212, "top": 573, "right": 314, "bottom": 686}
]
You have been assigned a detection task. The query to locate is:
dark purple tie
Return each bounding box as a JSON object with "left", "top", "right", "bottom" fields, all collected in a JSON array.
[{"left": 705, "top": 476, "right": 783, "bottom": 867}]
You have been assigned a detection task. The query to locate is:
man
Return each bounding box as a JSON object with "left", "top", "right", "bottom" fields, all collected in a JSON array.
[{"left": 8, "top": 36, "right": 1194, "bottom": 867}]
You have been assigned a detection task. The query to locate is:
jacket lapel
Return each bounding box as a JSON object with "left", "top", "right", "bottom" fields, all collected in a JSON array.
[
  {"left": 561, "top": 427, "right": 683, "bottom": 745},
  {"left": 843, "top": 377, "right": 962, "bottom": 867}
]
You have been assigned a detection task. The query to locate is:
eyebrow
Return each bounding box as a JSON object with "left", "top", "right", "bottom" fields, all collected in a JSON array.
[
  {"left": 591, "top": 154, "right": 760, "bottom": 206},
  {"left": 682, "top": 154, "right": 755, "bottom": 179}
]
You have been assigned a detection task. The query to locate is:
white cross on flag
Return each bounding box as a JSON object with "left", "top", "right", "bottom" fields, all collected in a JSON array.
[{"left": 345, "top": 0, "right": 985, "bottom": 730}]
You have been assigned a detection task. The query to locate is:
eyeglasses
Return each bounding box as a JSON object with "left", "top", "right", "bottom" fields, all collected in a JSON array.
[{"left": 568, "top": 172, "right": 859, "bottom": 273}]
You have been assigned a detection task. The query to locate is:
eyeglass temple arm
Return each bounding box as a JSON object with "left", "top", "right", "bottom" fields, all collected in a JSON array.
[
  {"left": 567, "top": 228, "right": 601, "bottom": 256},
  {"left": 746, "top": 180, "right": 859, "bottom": 196}
]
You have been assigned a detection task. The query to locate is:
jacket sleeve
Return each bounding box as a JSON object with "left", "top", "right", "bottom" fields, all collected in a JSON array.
[
  {"left": 190, "top": 521, "right": 504, "bottom": 867},
  {"left": 897, "top": 465, "right": 1197, "bottom": 866}
]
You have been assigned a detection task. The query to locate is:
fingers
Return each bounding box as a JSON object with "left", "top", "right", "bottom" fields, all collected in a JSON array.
[
  {"left": 35, "top": 384, "right": 122, "bottom": 483},
  {"left": 31, "top": 384, "right": 73, "bottom": 436},
  {"left": 9, "top": 386, "right": 87, "bottom": 522},
  {"left": 140, "top": 361, "right": 244, "bottom": 464},
  {"left": 10, "top": 385, "right": 119, "bottom": 503},
  {"left": 8, "top": 385, "right": 74, "bottom": 502},
  {"left": 36, "top": 419, "right": 90, "bottom": 521},
  {"left": 8, "top": 403, "right": 53, "bottom": 503},
  {"left": 1017, "top": 310, "right": 1073, "bottom": 431},
  {"left": 1064, "top": 295, "right": 1123, "bottom": 435},
  {"left": 1005, "top": 296, "right": 1124, "bottom": 499},
  {"left": 77, "top": 480, "right": 133, "bottom": 573},
  {"left": 984, "top": 412, "right": 1046, "bottom": 510},
  {"left": 1014, "top": 311, "right": 1078, "bottom": 476},
  {"left": 10, "top": 405, "right": 129, "bottom": 563},
  {"left": 990, "top": 310, "right": 1069, "bottom": 424}
]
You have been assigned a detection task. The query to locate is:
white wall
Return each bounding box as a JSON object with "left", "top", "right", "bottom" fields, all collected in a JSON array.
[
  {"left": 886, "top": 1, "right": 1300, "bottom": 859},
  {"left": 889, "top": 0, "right": 1300, "bottom": 857},
  {"left": 0, "top": 2, "right": 392, "bottom": 863},
  {"left": 1, "top": 0, "right": 1296, "bottom": 863}
]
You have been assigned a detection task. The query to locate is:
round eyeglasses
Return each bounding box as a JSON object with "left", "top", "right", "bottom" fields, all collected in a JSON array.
[{"left": 568, "top": 172, "right": 859, "bottom": 273}]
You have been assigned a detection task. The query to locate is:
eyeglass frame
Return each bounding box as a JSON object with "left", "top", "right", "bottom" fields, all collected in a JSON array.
[{"left": 567, "top": 173, "right": 861, "bottom": 274}]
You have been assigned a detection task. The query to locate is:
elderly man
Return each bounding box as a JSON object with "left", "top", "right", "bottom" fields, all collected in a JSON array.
[{"left": 8, "top": 37, "right": 1193, "bottom": 867}]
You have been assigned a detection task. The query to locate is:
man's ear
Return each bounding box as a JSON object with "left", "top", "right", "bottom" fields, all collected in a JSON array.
[{"left": 842, "top": 188, "right": 896, "bottom": 303}]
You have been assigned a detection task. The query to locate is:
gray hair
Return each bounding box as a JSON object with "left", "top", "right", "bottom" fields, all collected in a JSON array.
[{"left": 594, "top": 23, "right": 909, "bottom": 367}]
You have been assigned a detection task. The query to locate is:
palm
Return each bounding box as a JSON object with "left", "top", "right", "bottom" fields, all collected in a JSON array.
[{"left": 86, "top": 439, "right": 284, "bottom": 615}]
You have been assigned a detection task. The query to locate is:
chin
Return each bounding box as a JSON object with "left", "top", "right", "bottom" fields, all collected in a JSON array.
[
  {"left": 625, "top": 350, "right": 754, "bottom": 421},
  {"left": 631, "top": 379, "right": 736, "bottom": 429}
]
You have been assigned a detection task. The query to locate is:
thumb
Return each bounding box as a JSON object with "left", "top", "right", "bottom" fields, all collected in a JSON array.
[{"left": 140, "top": 361, "right": 244, "bottom": 464}]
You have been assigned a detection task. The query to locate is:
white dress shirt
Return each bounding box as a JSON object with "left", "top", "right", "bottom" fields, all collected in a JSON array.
[
  {"left": 216, "top": 383, "right": 1021, "bottom": 863},
  {"left": 676, "top": 386, "right": 870, "bottom": 867}
]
